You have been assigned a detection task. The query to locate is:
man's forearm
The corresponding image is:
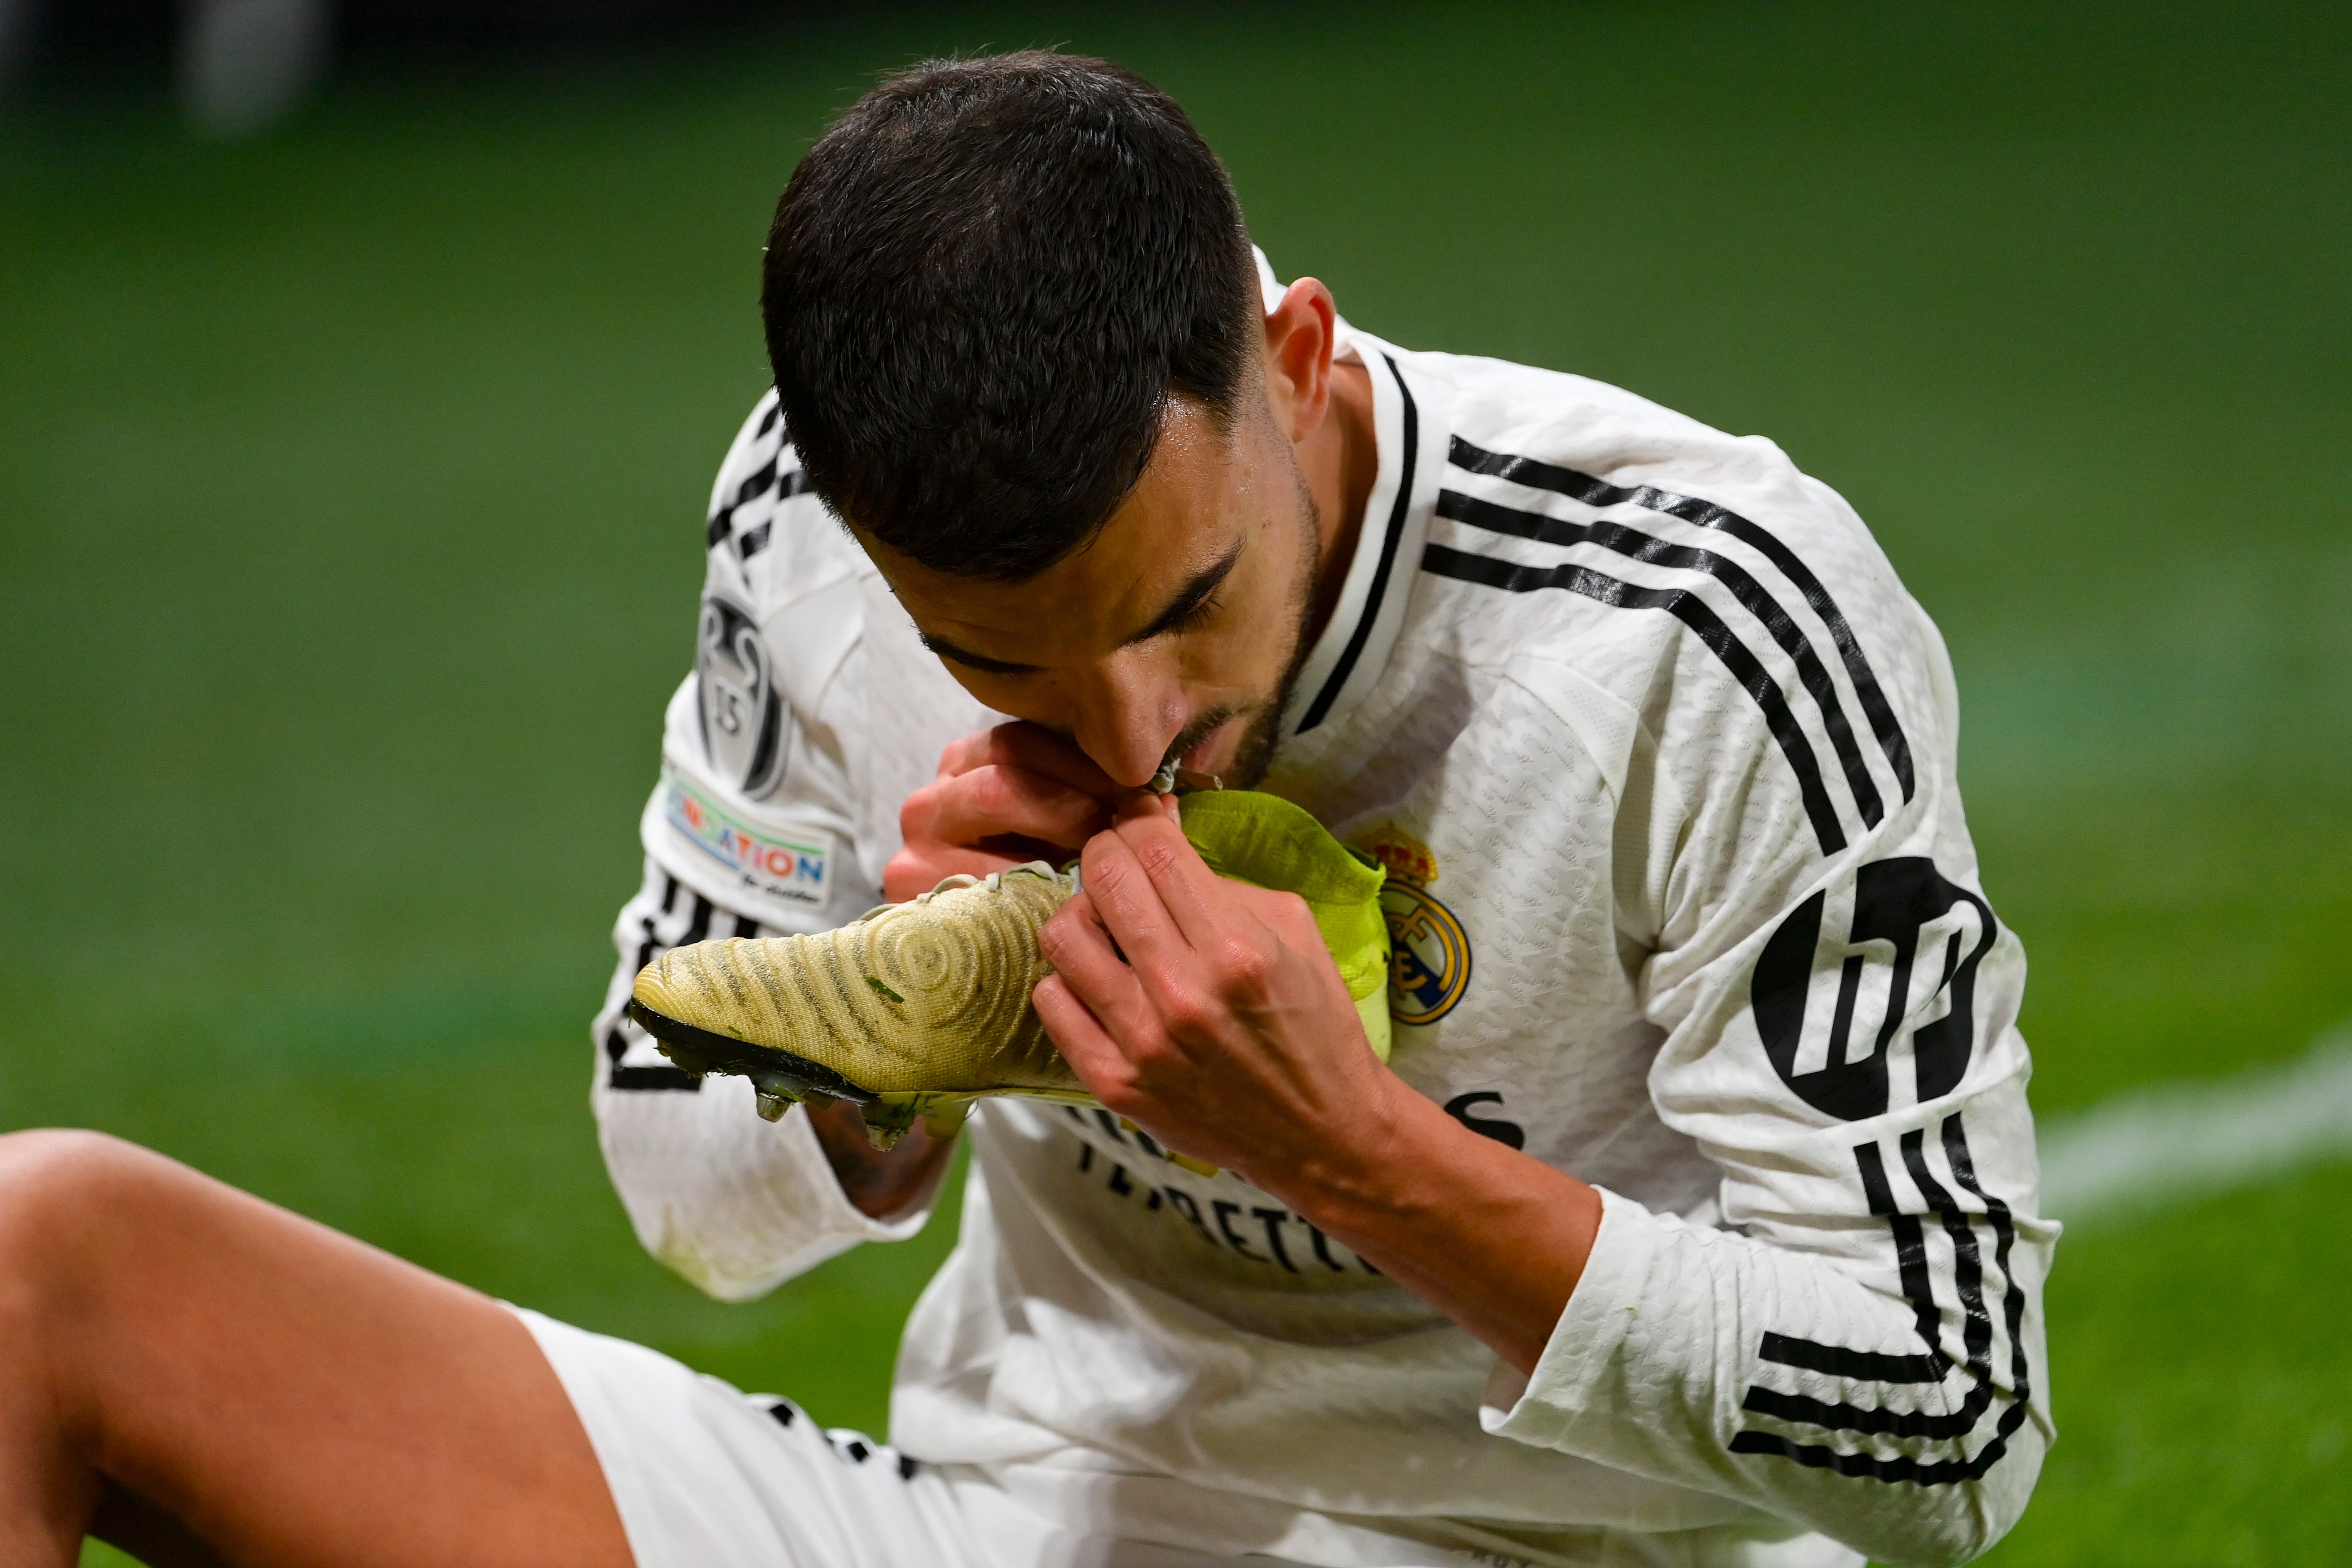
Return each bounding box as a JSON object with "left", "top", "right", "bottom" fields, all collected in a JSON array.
[
  {"left": 803, "top": 1096, "right": 958, "bottom": 1221},
  {"left": 1252, "top": 1076, "right": 1602, "bottom": 1375},
  {"left": 1032, "top": 805, "right": 1603, "bottom": 1374}
]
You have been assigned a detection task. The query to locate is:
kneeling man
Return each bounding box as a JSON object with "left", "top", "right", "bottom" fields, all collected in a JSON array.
[{"left": 0, "top": 49, "right": 2053, "bottom": 1568}]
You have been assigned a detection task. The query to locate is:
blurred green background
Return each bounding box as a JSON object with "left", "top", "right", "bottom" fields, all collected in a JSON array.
[{"left": 4, "top": 3, "right": 2347, "bottom": 1563}]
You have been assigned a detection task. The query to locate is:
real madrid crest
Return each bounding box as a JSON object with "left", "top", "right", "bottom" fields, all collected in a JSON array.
[
  {"left": 696, "top": 594, "right": 791, "bottom": 799},
  {"left": 1358, "top": 824, "right": 1471, "bottom": 1027}
]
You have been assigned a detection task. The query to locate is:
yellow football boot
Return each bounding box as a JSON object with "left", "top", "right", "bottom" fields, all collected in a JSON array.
[
  {"left": 628, "top": 791, "right": 1387, "bottom": 1148},
  {"left": 1173, "top": 789, "right": 1391, "bottom": 1065}
]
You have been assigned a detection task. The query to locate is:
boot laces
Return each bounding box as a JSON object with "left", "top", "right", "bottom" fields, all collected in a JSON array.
[{"left": 857, "top": 861, "right": 1072, "bottom": 925}]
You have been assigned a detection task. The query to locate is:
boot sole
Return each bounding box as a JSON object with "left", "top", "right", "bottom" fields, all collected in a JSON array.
[{"left": 626, "top": 998, "right": 877, "bottom": 1104}]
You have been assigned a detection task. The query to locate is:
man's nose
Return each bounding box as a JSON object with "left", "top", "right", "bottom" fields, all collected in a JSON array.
[{"left": 1069, "top": 656, "right": 1184, "bottom": 789}]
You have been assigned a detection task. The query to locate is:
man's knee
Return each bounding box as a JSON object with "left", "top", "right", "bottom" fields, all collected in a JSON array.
[{"left": 0, "top": 1130, "right": 180, "bottom": 1263}]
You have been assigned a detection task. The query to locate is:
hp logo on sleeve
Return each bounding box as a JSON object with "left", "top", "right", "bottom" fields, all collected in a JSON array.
[{"left": 1750, "top": 857, "right": 1997, "bottom": 1122}]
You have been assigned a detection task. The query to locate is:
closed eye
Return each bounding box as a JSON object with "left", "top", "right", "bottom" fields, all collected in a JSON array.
[
  {"left": 1122, "top": 541, "right": 1244, "bottom": 648},
  {"left": 1166, "top": 590, "right": 1223, "bottom": 634}
]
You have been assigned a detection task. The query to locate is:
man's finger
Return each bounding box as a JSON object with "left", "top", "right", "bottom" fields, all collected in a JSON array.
[
  {"left": 1030, "top": 975, "right": 1134, "bottom": 1103},
  {"left": 1075, "top": 826, "right": 1196, "bottom": 975},
  {"left": 1036, "top": 893, "right": 1156, "bottom": 1043},
  {"left": 1104, "top": 806, "right": 1231, "bottom": 952},
  {"left": 988, "top": 722, "right": 1121, "bottom": 796},
  {"left": 922, "top": 764, "right": 1110, "bottom": 851},
  {"left": 882, "top": 844, "right": 1036, "bottom": 901},
  {"left": 940, "top": 722, "right": 1120, "bottom": 800}
]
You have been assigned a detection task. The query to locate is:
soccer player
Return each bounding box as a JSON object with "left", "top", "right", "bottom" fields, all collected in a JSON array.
[{"left": 0, "top": 49, "right": 2051, "bottom": 1568}]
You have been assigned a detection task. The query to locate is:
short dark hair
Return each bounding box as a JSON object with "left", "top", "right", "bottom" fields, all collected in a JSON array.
[{"left": 761, "top": 51, "right": 1260, "bottom": 581}]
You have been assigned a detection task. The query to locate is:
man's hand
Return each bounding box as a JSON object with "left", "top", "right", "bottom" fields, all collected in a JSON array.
[
  {"left": 884, "top": 722, "right": 1123, "bottom": 904},
  {"left": 1032, "top": 798, "right": 1605, "bottom": 1375},
  {"left": 819, "top": 722, "right": 1124, "bottom": 1212},
  {"left": 1033, "top": 794, "right": 1396, "bottom": 1185}
]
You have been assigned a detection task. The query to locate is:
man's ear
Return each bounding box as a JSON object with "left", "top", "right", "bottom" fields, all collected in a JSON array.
[{"left": 1263, "top": 278, "right": 1338, "bottom": 445}]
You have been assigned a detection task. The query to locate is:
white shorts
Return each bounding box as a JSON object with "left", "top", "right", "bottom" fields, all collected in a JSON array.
[
  {"left": 516, "top": 1308, "right": 1860, "bottom": 1568},
  {"left": 515, "top": 1307, "right": 1258, "bottom": 1568}
]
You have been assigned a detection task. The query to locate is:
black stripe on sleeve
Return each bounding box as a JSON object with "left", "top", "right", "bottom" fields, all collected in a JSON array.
[
  {"left": 1745, "top": 1183, "right": 1997, "bottom": 1438},
  {"left": 736, "top": 454, "right": 779, "bottom": 509},
  {"left": 1740, "top": 1382, "right": 1987, "bottom": 1441},
  {"left": 1436, "top": 488, "right": 1884, "bottom": 828},
  {"left": 1859, "top": 1139, "right": 1950, "bottom": 1363},
  {"left": 1943, "top": 1114, "right": 2034, "bottom": 1417},
  {"left": 1296, "top": 356, "right": 1419, "bottom": 734},
  {"left": 1733, "top": 1122, "right": 2035, "bottom": 1484},
  {"left": 1904, "top": 1130, "right": 1995, "bottom": 1393},
  {"left": 1448, "top": 436, "right": 1914, "bottom": 801},
  {"left": 1731, "top": 1356, "right": 2033, "bottom": 1486},
  {"left": 605, "top": 989, "right": 704, "bottom": 1092},
  {"left": 1726, "top": 1423, "right": 2023, "bottom": 1485},
  {"left": 606, "top": 891, "right": 718, "bottom": 1092},
  {"left": 704, "top": 457, "right": 809, "bottom": 552},
  {"left": 1421, "top": 541, "right": 1848, "bottom": 854},
  {"left": 1756, "top": 1333, "right": 1943, "bottom": 1384},
  {"left": 729, "top": 474, "right": 809, "bottom": 562},
  {"left": 706, "top": 454, "right": 773, "bottom": 549},
  {"left": 605, "top": 1023, "right": 699, "bottom": 1091},
  {"left": 1737, "top": 1146, "right": 1954, "bottom": 1430}
]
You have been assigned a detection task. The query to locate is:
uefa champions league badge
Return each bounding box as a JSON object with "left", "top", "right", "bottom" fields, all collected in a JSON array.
[
  {"left": 1358, "top": 825, "right": 1471, "bottom": 1027},
  {"left": 661, "top": 765, "right": 831, "bottom": 910},
  {"left": 695, "top": 593, "right": 791, "bottom": 800}
]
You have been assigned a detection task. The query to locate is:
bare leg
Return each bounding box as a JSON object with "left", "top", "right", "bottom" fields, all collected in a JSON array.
[{"left": 0, "top": 1130, "right": 634, "bottom": 1568}]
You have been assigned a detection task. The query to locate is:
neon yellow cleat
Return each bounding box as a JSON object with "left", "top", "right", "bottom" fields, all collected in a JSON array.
[
  {"left": 628, "top": 791, "right": 1387, "bottom": 1148},
  {"left": 1174, "top": 789, "right": 1391, "bottom": 1066},
  {"left": 630, "top": 864, "right": 1084, "bottom": 1140}
]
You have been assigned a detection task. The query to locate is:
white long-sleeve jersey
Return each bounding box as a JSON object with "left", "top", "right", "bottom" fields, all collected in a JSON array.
[{"left": 590, "top": 290, "right": 2055, "bottom": 1568}]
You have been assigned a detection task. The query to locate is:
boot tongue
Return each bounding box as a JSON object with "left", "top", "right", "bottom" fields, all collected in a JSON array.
[
  {"left": 1179, "top": 790, "right": 1384, "bottom": 906},
  {"left": 1177, "top": 791, "right": 1392, "bottom": 1060}
]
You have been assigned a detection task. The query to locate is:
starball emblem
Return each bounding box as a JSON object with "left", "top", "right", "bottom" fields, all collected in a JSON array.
[{"left": 696, "top": 595, "right": 791, "bottom": 799}]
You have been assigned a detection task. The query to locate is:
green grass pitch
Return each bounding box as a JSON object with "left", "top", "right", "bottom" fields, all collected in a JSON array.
[{"left": 2, "top": 4, "right": 2347, "bottom": 1563}]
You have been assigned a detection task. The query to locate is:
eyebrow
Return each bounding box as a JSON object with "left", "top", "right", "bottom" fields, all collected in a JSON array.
[{"left": 919, "top": 540, "right": 1246, "bottom": 677}]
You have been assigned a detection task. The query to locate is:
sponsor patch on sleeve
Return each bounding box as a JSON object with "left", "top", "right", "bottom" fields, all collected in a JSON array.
[{"left": 660, "top": 764, "right": 831, "bottom": 909}]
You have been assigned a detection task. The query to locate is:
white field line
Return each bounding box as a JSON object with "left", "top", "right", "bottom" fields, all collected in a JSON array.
[{"left": 2038, "top": 1028, "right": 2352, "bottom": 1225}]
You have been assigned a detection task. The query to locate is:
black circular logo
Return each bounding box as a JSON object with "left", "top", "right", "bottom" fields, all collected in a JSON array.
[{"left": 1751, "top": 857, "right": 1996, "bottom": 1122}]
